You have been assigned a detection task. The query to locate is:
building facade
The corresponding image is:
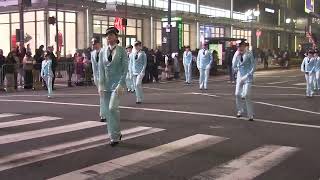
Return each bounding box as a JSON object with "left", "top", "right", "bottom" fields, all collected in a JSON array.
[{"left": 0, "top": 0, "right": 310, "bottom": 56}]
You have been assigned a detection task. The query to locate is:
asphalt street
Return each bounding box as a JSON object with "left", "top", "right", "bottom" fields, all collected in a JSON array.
[{"left": 0, "top": 68, "right": 319, "bottom": 180}]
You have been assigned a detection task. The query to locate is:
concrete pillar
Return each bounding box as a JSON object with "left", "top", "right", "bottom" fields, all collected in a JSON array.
[
  {"left": 142, "top": 18, "right": 151, "bottom": 48},
  {"left": 77, "top": 9, "right": 87, "bottom": 49},
  {"left": 190, "top": 22, "right": 197, "bottom": 50},
  {"left": 150, "top": 16, "right": 154, "bottom": 49},
  {"left": 225, "top": 25, "right": 232, "bottom": 38}
]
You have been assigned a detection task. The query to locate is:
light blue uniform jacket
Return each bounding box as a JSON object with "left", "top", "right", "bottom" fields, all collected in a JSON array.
[
  {"left": 131, "top": 51, "right": 147, "bottom": 75},
  {"left": 183, "top": 51, "right": 193, "bottom": 65},
  {"left": 91, "top": 50, "right": 100, "bottom": 86},
  {"left": 313, "top": 57, "right": 320, "bottom": 72},
  {"left": 99, "top": 45, "right": 128, "bottom": 92},
  {"left": 301, "top": 57, "right": 316, "bottom": 73},
  {"left": 232, "top": 51, "right": 256, "bottom": 83},
  {"left": 197, "top": 49, "right": 213, "bottom": 70},
  {"left": 41, "top": 60, "right": 53, "bottom": 77}
]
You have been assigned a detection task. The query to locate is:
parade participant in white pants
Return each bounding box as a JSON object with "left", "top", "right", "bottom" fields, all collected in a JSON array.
[
  {"left": 232, "top": 41, "right": 256, "bottom": 121},
  {"left": 197, "top": 43, "right": 213, "bottom": 90},
  {"left": 183, "top": 46, "right": 193, "bottom": 84},
  {"left": 125, "top": 45, "right": 134, "bottom": 93},
  {"left": 130, "top": 41, "right": 147, "bottom": 104},
  {"left": 98, "top": 27, "right": 128, "bottom": 147},
  {"left": 90, "top": 37, "right": 106, "bottom": 122},
  {"left": 41, "top": 51, "right": 54, "bottom": 99},
  {"left": 301, "top": 50, "right": 316, "bottom": 97},
  {"left": 313, "top": 49, "right": 320, "bottom": 91}
]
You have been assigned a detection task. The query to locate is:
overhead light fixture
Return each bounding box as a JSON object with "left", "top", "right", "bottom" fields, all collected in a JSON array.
[{"left": 265, "top": 8, "right": 275, "bottom": 14}]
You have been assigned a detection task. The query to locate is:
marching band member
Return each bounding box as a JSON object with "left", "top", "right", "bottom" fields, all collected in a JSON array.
[
  {"left": 125, "top": 45, "right": 134, "bottom": 93},
  {"left": 130, "top": 41, "right": 147, "bottom": 104},
  {"left": 183, "top": 46, "right": 193, "bottom": 84},
  {"left": 98, "top": 27, "right": 128, "bottom": 146},
  {"left": 197, "top": 43, "right": 213, "bottom": 90},
  {"left": 232, "top": 41, "right": 256, "bottom": 121},
  {"left": 301, "top": 50, "right": 316, "bottom": 97}
]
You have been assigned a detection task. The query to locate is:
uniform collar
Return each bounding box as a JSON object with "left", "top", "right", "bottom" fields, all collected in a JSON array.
[{"left": 108, "top": 44, "right": 117, "bottom": 50}]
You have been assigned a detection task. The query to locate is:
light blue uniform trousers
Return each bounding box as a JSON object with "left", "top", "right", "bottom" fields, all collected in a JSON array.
[
  {"left": 184, "top": 64, "right": 192, "bottom": 83},
  {"left": 235, "top": 80, "right": 253, "bottom": 118},
  {"left": 133, "top": 74, "right": 144, "bottom": 102},
  {"left": 126, "top": 73, "right": 134, "bottom": 91},
  {"left": 199, "top": 68, "right": 210, "bottom": 89},
  {"left": 101, "top": 91, "right": 121, "bottom": 141},
  {"left": 43, "top": 76, "right": 53, "bottom": 96}
]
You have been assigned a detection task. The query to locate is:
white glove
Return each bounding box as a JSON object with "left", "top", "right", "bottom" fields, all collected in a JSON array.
[
  {"left": 240, "top": 75, "right": 248, "bottom": 84},
  {"left": 115, "top": 84, "right": 125, "bottom": 96}
]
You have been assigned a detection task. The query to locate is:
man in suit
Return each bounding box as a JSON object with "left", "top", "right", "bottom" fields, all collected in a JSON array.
[
  {"left": 47, "top": 46, "right": 57, "bottom": 90},
  {"left": 183, "top": 46, "right": 193, "bottom": 84},
  {"left": 232, "top": 41, "right": 256, "bottom": 121},
  {"left": 130, "top": 41, "right": 147, "bottom": 104},
  {"left": 98, "top": 27, "right": 128, "bottom": 146},
  {"left": 91, "top": 37, "right": 106, "bottom": 122},
  {"left": 197, "top": 43, "right": 213, "bottom": 90},
  {"left": 301, "top": 50, "right": 316, "bottom": 97}
]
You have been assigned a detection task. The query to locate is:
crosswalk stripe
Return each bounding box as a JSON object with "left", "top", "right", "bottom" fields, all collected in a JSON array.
[
  {"left": 49, "top": 134, "right": 227, "bottom": 180},
  {"left": 0, "top": 116, "right": 62, "bottom": 128},
  {"left": 191, "top": 145, "right": 299, "bottom": 180},
  {"left": 0, "top": 126, "right": 165, "bottom": 172},
  {"left": 0, "top": 121, "right": 105, "bottom": 145},
  {"left": 0, "top": 113, "right": 20, "bottom": 119}
]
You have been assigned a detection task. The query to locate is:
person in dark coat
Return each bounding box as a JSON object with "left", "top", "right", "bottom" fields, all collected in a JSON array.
[
  {"left": 0, "top": 49, "right": 5, "bottom": 89},
  {"left": 225, "top": 45, "right": 237, "bottom": 83}
]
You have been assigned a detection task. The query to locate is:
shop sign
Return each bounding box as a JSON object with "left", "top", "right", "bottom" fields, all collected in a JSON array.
[
  {"left": 256, "top": 30, "right": 262, "bottom": 37},
  {"left": 114, "top": 17, "right": 125, "bottom": 30},
  {"left": 265, "top": 8, "right": 275, "bottom": 14},
  {"left": 305, "top": 0, "right": 314, "bottom": 13}
]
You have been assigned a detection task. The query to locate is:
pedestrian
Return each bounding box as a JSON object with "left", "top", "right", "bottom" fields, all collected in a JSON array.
[
  {"left": 131, "top": 40, "right": 147, "bottom": 104},
  {"left": 90, "top": 37, "right": 106, "bottom": 122},
  {"left": 47, "top": 46, "right": 57, "bottom": 90},
  {"left": 314, "top": 49, "right": 320, "bottom": 92},
  {"left": 66, "top": 53, "right": 74, "bottom": 87},
  {"left": 197, "top": 42, "right": 213, "bottom": 90},
  {"left": 225, "top": 46, "right": 237, "bottom": 83},
  {"left": 0, "top": 49, "right": 5, "bottom": 90},
  {"left": 183, "top": 46, "right": 192, "bottom": 84},
  {"left": 232, "top": 40, "right": 256, "bottom": 121},
  {"left": 150, "top": 49, "right": 159, "bottom": 83},
  {"left": 75, "top": 51, "right": 84, "bottom": 85},
  {"left": 125, "top": 45, "right": 134, "bottom": 93},
  {"left": 16, "top": 44, "right": 26, "bottom": 87},
  {"left": 32, "top": 49, "right": 44, "bottom": 90},
  {"left": 23, "top": 51, "right": 34, "bottom": 89},
  {"left": 41, "top": 51, "right": 54, "bottom": 98},
  {"left": 98, "top": 27, "right": 128, "bottom": 147},
  {"left": 173, "top": 52, "right": 180, "bottom": 80},
  {"left": 301, "top": 50, "right": 316, "bottom": 97},
  {"left": 5, "top": 50, "right": 18, "bottom": 92}
]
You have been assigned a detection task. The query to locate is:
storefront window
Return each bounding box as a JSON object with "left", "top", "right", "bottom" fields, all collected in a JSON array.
[
  {"left": 24, "top": 11, "right": 35, "bottom": 22},
  {"left": 36, "top": 11, "right": 44, "bottom": 21},
  {"left": 65, "top": 12, "right": 76, "bottom": 23},
  {"left": 200, "top": 25, "right": 224, "bottom": 39},
  {"left": 36, "top": 22, "right": 45, "bottom": 48},
  {"left": 65, "top": 23, "right": 76, "bottom": 55},
  {"left": 24, "top": 22, "right": 36, "bottom": 53},
  {"left": 0, "top": 14, "right": 9, "bottom": 24},
  {"left": 0, "top": 24, "right": 10, "bottom": 54},
  {"left": 11, "top": 13, "right": 19, "bottom": 23},
  {"left": 232, "top": 29, "right": 252, "bottom": 46}
]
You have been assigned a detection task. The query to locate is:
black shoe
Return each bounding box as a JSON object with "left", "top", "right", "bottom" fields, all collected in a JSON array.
[
  {"left": 248, "top": 116, "right": 254, "bottom": 121},
  {"left": 136, "top": 102, "right": 142, "bottom": 104},
  {"left": 109, "top": 134, "right": 122, "bottom": 147},
  {"left": 100, "top": 118, "right": 106, "bottom": 122},
  {"left": 236, "top": 112, "right": 242, "bottom": 118}
]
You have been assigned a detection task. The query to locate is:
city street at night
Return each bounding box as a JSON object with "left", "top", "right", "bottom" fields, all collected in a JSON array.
[{"left": 0, "top": 69, "right": 319, "bottom": 180}]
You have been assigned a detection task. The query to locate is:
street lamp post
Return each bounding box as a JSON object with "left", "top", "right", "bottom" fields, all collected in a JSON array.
[
  {"left": 167, "top": 0, "right": 172, "bottom": 55},
  {"left": 19, "top": 0, "right": 24, "bottom": 46},
  {"left": 55, "top": 0, "right": 59, "bottom": 55}
]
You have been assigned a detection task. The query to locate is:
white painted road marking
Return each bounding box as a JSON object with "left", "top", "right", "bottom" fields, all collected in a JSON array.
[
  {"left": 0, "top": 121, "right": 105, "bottom": 145},
  {"left": 0, "top": 126, "right": 164, "bottom": 172},
  {"left": 0, "top": 113, "right": 20, "bottom": 119},
  {"left": 49, "top": 134, "right": 227, "bottom": 180},
  {"left": 191, "top": 145, "right": 298, "bottom": 180},
  {"left": 0, "top": 116, "right": 62, "bottom": 128},
  {"left": 184, "top": 92, "right": 220, "bottom": 97},
  {"left": 293, "top": 83, "right": 306, "bottom": 86},
  {"left": 254, "top": 101, "right": 320, "bottom": 115},
  {"left": 0, "top": 99, "right": 319, "bottom": 129},
  {"left": 252, "top": 85, "right": 305, "bottom": 90},
  {"left": 267, "top": 81, "right": 290, "bottom": 85}
]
